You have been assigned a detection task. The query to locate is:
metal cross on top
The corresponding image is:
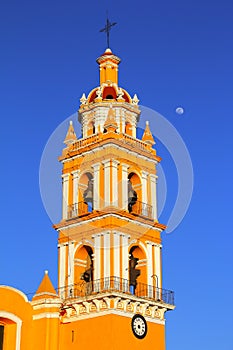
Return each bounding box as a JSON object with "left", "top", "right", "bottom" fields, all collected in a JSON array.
[{"left": 100, "top": 16, "right": 117, "bottom": 48}]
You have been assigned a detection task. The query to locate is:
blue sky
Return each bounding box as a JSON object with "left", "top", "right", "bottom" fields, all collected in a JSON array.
[{"left": 0, "top": 0, "right": 233, "bottom": 348}]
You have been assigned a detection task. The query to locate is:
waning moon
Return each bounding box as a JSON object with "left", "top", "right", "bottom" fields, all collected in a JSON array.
[{"left": 176, "top": 107, "right": 184, "bottom": 115}]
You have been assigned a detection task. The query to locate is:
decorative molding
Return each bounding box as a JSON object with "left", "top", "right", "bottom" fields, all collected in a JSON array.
[
  {"left": 60, "top": 294, "right": 169, "bottom": 324},
  {"left": 57, "top": 213, "right": 162, "bottom": 232},
  {"left": 33, "top": 312, "right": 60, "bottom": 320}
]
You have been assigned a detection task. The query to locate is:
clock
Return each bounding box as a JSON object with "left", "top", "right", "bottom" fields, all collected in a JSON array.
[{"left": 131, "top": 314, "right": 147, "bottom": 339}]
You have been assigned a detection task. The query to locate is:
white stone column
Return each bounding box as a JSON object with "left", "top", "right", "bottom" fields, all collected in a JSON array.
[
  {"left": 62, "top": 173, "right": 69, "bottom": 219},
  {"left": 132, "top": 118, "right": 137, "bottom": 138},
  {"left": 103, "top": 160, "right": 111, "bottom": 207},
  {"left": 147, "top": 242, "right": 153, "bottom": 287},
  {"left": 72, "top": 170, "right": 80, "bottom": 206},
  {"left": 114, "top": 232, "right": 120, "bottom": 277},
  {"left": 92, "top": 163, "right": 101, "bottom": 210},
  {"left": 67, "top": 242, "right": 75, "bottom": 288},
  {"left": 83, "top": 118, "right": 88, "bottom": 138},
  {"left": 141, "top": 171, "right": 148, "bottom": 216},
  {"left": 122, "top": 234, "right": 129, "bottom": 281},
  {"left": 122, "top": 163, "right": 129, "bottom": 210},
  {"left": 104, "top": 232, "right": 110, "bottom": 287},
  {"left": 112, "top": 160, "right": 119, "bottom": 207},
  {"left": 58, "top": 244, "right": 66, "bottom": 298},
  {"left": 154, "top": 244, "right": 162, "bottom": 290},
  {"left": 94, "top": 234, "right": 101, "bottom": 282},
  {"left": 150, "top": 174, "right": 158, "bottom": 220}
]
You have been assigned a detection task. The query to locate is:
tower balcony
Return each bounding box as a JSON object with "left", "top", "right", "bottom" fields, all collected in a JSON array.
[
  {"left": 67, "top": 201, "right": 153, "bottom": 220},
  {"left": 58, "top": 276, "right": 175, "bottom": 307}
]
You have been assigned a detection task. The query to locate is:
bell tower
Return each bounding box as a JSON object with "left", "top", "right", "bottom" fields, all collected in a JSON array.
[{"left": 54, "top": 48, "right": 175, "bottom": 349}]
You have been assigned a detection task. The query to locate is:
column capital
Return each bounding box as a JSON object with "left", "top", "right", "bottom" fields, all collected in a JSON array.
[
  {"left": 102, "top": 159, "right": 111, "bottom": 166},
  {"left": 121, "top": 163, "right": 129, "bottom": 170},
  {"left": 141, "top": 170, "right": 149, "bottom": 178},
  {"left": 146, "top": 240, "right": 162, "bottom": 248},
  {"left": 71, "top": 169, "right": 80, "bottom": 177},
  {"left": 92, "top": 162, "right": 101, "bottom": 170},
  {"left": 61, "top": 173, "right": 69, "bottom": 180},
  {"left": 149, "top": 173, "right": 158, "bottom": 181},
  {"left": 112, "top": 159, "right": 120, "bottom": 167}
]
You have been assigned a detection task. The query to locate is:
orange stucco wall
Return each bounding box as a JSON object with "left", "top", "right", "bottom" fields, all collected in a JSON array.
[{"left": 59, "top": 314, "right": 165, "bottom": 350}]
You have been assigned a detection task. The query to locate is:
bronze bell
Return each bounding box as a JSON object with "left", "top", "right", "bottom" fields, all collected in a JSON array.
[
  {"left": 128, "top": 181, "right": 137, "bottom": 202},
  {"left": 128, "top": 180, "right": 137, "bottom": 213},
  {"left": 83, "top": 179, "right": 93, "bottom": 203}
]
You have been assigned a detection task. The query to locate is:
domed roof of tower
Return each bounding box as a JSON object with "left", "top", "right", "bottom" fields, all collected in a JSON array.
[
  {"left": 79, "top": 49, "right": 141, "bottom": 109},
  {"left": 32, "top": 270, "right": 58, "bottom": 301}
]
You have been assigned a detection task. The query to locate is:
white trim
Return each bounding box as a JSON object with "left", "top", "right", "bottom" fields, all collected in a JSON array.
[
  {"left": 0, "top": 311, "right": 22, "bottom": 350},
  {"left": 154, "top": 245, "right": 161, "bottom": 289},
  {"left": 61, "top": 144, "right": 159, "bottom": 165},
  {"left": 32, "top": 303, "right": 62, "bottom": 310},
  {"left": 149, "top": 174, "right": 157, "bottom": 220},
  {"left": 62, "top": 173, "right": 69, "bottom": 219},
  {"left": 0, "top": 286, "right": 28, "bottom": 302},
  {"left": 147, "top": 242, "right": 153, "bottom": 297},
  {"left": 59, "top": 244, "right": 66, "bottom": 298},
  {"left": 57, "top": 213, "right": 163, "bottom": 232},
  {"left": 112, "top": 160, "right": 119, "bottom": 207},
  {"left": 92, "top": 163, "right": 101, "bottom": 210},
  {"left": 33, "top": 292, "right": 57, "bottom": 298},
  {"left": 68, "top": 242, "right": 75, "bottom": 286},
  {"left": 114, "top": 232, "right": 120, "bottom": 277},
  {"left": 32, "top": 312, "right": 60, "bottom": 320},
  {"left": 104, "top": 232, "right": 110, "bottom": 279},
  {"left": 62, "top": 309, "right": 165, "bottom": 325},
  {"left": 71, "top": 170, "right": 80, "bottom": 205},
  {"left": 94, "top": 235, "right": 101, "bottom": 281},
  {"left": 122, "top": 235, "right": 129, "bottom": 280},
  {"left": 121, "top": 163, "right": 129, "bottom": 210},
  {"left": 141, "top": 171, "right": 148, "bottom": 215},
  {"left": 145, "top": 241, "right": 162, "bottom": 248},
  {"left": 102, "top": 160, "right": 111, "bottom": 207}
]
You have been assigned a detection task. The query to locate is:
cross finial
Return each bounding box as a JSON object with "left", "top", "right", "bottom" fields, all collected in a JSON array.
[{"left": 99, "top": 14, "right": 117, "bottom": 48}]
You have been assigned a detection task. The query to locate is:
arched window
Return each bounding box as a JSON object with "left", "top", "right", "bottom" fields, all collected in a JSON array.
[
  {"left": 78, "top": 172, "right": 93, "bottom": 214},
  {"left": 129, "top": 245, "right": 147, "bottom": 293},
  {"left": 74, "top": 245, "right": 94, "bottom": 293},
  {"left": 128, "top": 173, "right": 141, "bottom": 213}
]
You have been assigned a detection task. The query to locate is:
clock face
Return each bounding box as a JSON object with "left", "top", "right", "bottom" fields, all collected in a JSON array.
[{"left": 131, "top": 314, "right": 147, "bottom": 339}]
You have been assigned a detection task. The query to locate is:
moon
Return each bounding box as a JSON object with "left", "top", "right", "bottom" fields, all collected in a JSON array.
[{"left": 176, "top": 107, "right": 184, "bottom": 115}]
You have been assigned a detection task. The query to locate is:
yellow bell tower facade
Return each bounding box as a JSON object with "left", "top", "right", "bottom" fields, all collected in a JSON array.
[
  {"left": 54, "top": 48, "right": 175, "bottom": 349},
  {"left": 0, "top": 48, "right": 174, "bottom": 350}
]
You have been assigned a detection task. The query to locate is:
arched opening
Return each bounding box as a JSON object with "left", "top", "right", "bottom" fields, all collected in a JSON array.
[
  {"left": 0, "top": 316, "right": 20, "bottom": 350},
  {"left": 129, "top": 245, "right": 147, "bottom": 295},
  {"left": 78, "top": 172, "right": 93, "bottom": 214},
  {"left": 74, "top": 245, "right": 94, "bottom": 287},
  {"left": 128, "top": 173, "right": 141, "bottom": 213},
  {"left": 87, "top": 121, "right": 95, "bottom": 136},
  {"left": 125, "top": 122, "right": 132, "bottom": 136}
]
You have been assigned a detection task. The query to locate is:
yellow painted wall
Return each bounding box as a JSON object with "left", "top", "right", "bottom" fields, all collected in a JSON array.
[{"left": 59, "top": 314, "right": 165, "bottom": 350}]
